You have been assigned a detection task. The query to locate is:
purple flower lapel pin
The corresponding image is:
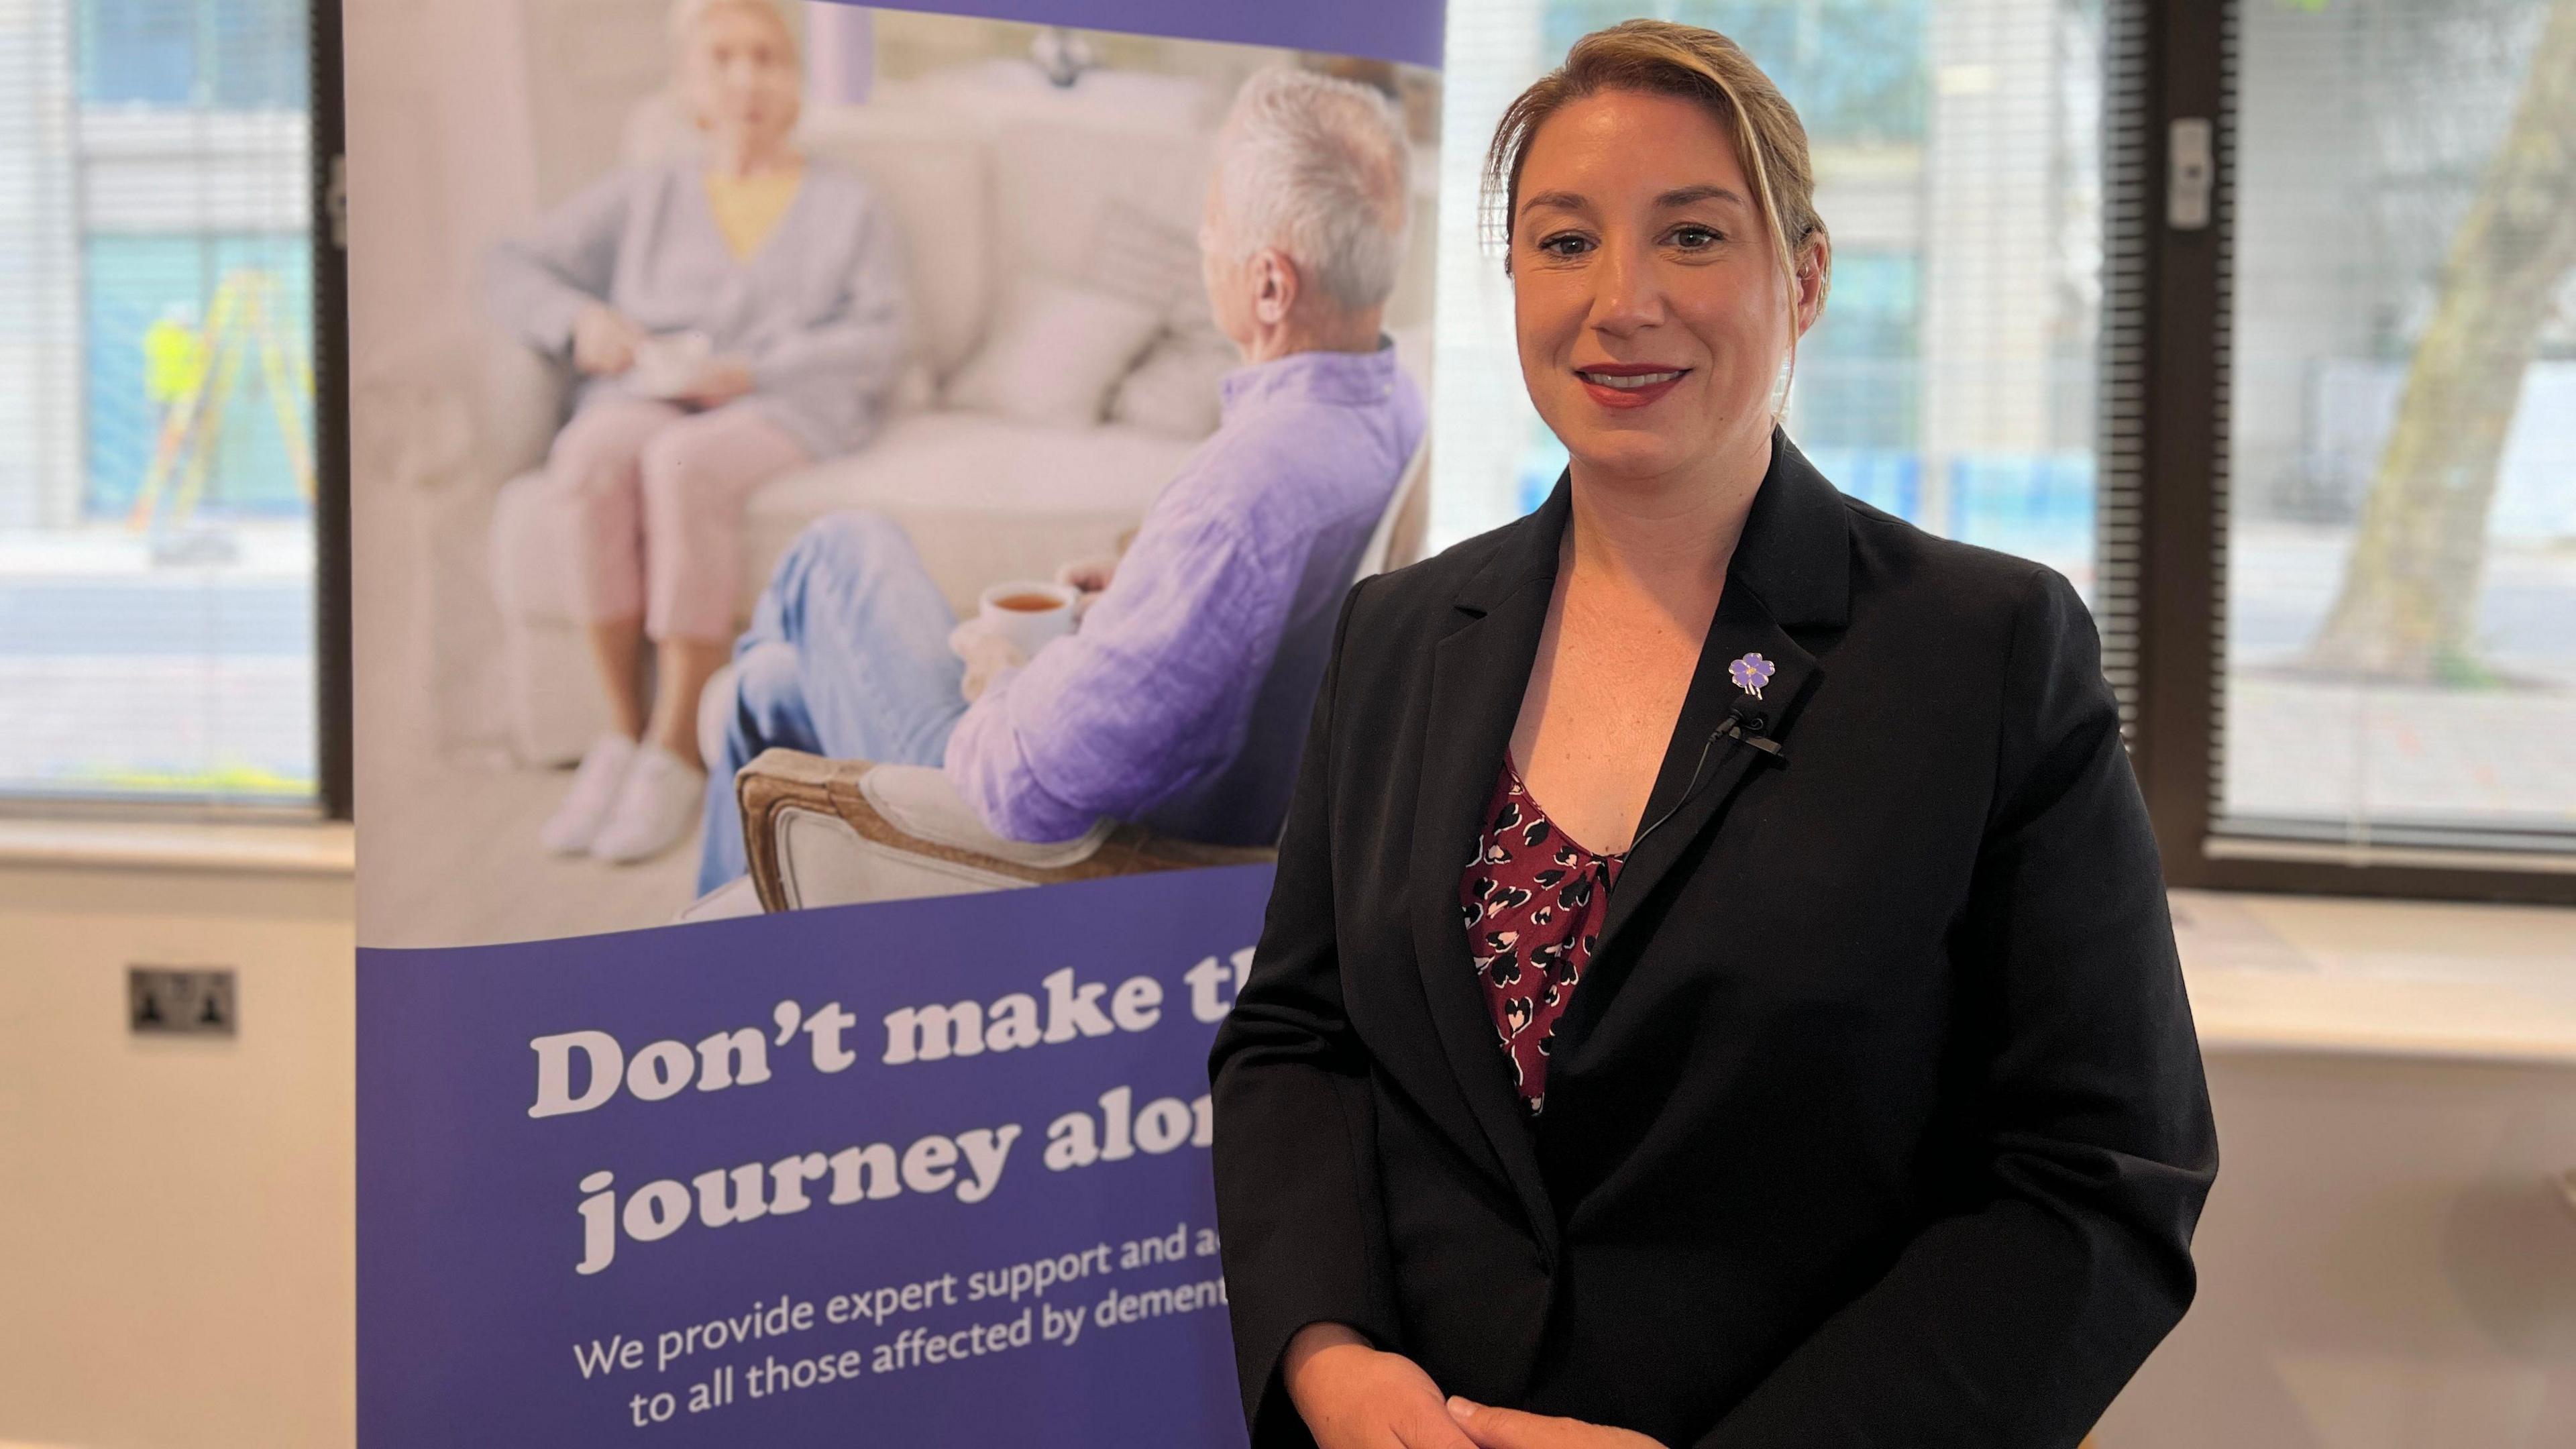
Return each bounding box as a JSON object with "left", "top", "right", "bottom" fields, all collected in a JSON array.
[{"left": 1728, "top": 651, "right": 1775, "bottom": 699}]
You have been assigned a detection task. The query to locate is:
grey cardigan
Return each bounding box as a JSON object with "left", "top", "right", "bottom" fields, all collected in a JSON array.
[{"left": 485, "top": 157, "right": 910, "bottom": 458}]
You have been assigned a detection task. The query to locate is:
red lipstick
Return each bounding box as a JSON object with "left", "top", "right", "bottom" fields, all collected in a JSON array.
[{"left": 1574, "top": 363, "right": 1688, "bottom": 410}]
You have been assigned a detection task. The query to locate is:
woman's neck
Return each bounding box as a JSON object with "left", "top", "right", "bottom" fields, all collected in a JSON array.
[{"left": 1562, "top": 429, "right": 1771, "bottom": 612}]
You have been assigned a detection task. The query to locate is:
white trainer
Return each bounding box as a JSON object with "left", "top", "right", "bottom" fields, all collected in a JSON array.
[
  {"left": 589, "top": 743, "right": 707, "bottom": 865},
  {"left": 539, "top": 734, "right": 639, "bottom": 856}
]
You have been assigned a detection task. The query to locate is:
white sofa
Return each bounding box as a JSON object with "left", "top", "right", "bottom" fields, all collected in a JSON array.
[{"left": 485, "top": 76, "right": 1243, "bottom": 765}]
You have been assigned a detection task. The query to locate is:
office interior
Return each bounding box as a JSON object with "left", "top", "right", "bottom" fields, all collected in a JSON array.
[{"left": 1, "top": 0, "right": 2571, "bottom": 1446}]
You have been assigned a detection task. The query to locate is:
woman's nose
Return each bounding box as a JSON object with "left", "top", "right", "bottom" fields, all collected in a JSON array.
[{"left": 1587, "top": 240, "right": 1663, "bottom": 337}]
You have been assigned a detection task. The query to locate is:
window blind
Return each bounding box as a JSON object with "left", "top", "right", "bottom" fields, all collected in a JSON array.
[
  {"left": 2213, "top": 0, "right": 2576, "bottom": 854},
  {"left": 0, "top": 0, "right": 320, "bottom": 809}
]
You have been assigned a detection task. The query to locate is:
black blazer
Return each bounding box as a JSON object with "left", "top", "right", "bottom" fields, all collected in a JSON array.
[{"left": 1208, "top": 435, "right": 2217, "bottom": 1448}]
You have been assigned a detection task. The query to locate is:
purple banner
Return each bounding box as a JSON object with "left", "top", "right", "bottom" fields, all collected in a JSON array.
[
  {"left": 359, "top": 866, "right": 1275, "bottom": 1446},
  {"left": 828, "top": 0, "right": 1445, "bottom": 69}
]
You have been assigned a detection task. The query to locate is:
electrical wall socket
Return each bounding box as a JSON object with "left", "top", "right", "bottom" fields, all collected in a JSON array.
[{"left": 129, "top": 967, "right": 238, "bottom": 1035}]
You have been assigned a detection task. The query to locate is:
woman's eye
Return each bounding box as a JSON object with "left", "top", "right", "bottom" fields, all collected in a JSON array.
[
  {"left": 1670, "top": 226, "right": 1721, "bottom": 250},
  {"left": 1534, "top": 233, "right": 1592, "bottom": 258}
]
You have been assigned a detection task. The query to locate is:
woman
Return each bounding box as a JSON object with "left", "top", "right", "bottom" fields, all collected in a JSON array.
[
  {"left": 486, "top": 0, "right": 907, "bottom": 863},
  {"left": 1208, "top": 21, "right": 2216, "bottom": 1449}
]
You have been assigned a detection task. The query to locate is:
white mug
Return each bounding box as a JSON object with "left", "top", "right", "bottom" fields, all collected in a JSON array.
[
  {"left": 976, "top": 580, "right": 1079, "bottom": 657},
  {"left": 630, "top": 330, "right": 713, "bottom": 398}
]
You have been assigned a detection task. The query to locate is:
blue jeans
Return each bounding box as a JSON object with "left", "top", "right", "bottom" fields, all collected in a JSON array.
[{"left": 697, "top": 513, "right": 969, "bottom": 895}]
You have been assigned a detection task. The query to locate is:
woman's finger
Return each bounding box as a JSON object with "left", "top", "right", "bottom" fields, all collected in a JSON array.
[
  {"left": 1445, "top": 1397, "right": 1569, "bottom": 1448},
  {"left": 1392, "top": 1400, "right": 1485, "bottom": 1449},
  {"left": 1449, "top": 1399, "right": 1664, "bottom": 1449}
]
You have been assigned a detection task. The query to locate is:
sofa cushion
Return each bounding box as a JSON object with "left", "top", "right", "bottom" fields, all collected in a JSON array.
[
  {"left": 1110, "top": 330, "right": 1234, "bottom": 439},
  {"left": 941, "top": 278, "right": 1164, "bottom": 429},
  {"left": 491, "top": 409, "right": 1197, "bottom": 631},
  {"left": 796, "top": 108, "right": 991, "bottom": 382},
  {"left": 741, "top": 410, "right": 1195, "bottom": 619},
  {"left": 988, "top": 118, "right": 1212, "bottom": 297}
]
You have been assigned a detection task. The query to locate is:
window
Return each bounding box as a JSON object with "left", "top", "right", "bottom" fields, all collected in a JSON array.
[
  {"left": 1431, "top": 0, "right": 2108, "bottom": 599},
  {"left": 2216, "top": 0, "right": 2575, "bottom": 857},
  {"left": 0, "top": 0, "right": 327, "bottom": 810},
  {"left": 1436, "top": 0, "right": 2571, "bottom": 899}
]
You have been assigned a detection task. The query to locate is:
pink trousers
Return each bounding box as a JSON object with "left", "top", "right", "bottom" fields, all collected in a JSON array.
[{"left": 544, "top": 398, "right": 809, "bottom": 643}]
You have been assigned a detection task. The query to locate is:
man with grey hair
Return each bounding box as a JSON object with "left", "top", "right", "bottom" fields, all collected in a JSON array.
[
  {"left": 1206, "top": 66, "right": 1411, "bottom": 337},
  {"left": 696, "top": 67, "right": 1425, "bottom": 890}
]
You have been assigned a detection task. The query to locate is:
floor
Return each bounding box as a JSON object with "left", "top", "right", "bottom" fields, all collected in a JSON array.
[{"left": 356, "top": 746, "right": 700, "bottom": 949}]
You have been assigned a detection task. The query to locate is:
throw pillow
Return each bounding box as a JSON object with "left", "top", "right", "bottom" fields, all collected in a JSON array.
[
  {"left": 941, "top": 279, "right": 1164, "bottom": 429},
  {"left": 1110, "top": 332, "right": 1236, "bottom": 439},
  {"left": 1084, "top": 196, "right": 1203, "bottom": 313}
]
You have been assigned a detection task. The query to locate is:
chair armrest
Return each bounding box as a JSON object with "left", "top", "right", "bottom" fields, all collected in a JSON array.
[
  {"left": 472, "top": 330, "right": 575, "bottom": 482},
  {"left": 737, "top": 750, "right": 1273, "bottom": 912},
  {"left": 350, "top": 327, "right": 570, "bottom": 497}
]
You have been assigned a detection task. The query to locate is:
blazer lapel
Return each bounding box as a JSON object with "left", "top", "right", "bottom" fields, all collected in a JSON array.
[
  {"left": 1406, "top": 482, "right": 1568, "bottom": 1258},
  {"left": 1583, "top": 588, "right": 1819, "bottom": 979},
  {"left": 1394, "top": 435, "right": 1851, "bottom": 1249},
  {"left": 1565, "top": 433, "right": 1851, "bottom": 1044}
]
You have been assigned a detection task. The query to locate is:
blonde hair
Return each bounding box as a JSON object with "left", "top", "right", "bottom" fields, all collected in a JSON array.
[
  {"left": 1485, "top": 19, "right": 1830, "bottom": 315},
  {"left": 667, "top": 0, "right": 798, "bottom": 58}
]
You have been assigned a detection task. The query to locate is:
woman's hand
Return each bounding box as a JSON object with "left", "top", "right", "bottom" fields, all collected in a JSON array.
[
  {"left": 1284, "top": 1324, "right": 1478, "bottom": 1449},
  {"left": 1444, "top": 1399, "right": 1666, "bottom": 1449},
  {"left": 673, "top": 357, "right": 755, "bottom": 409},
  {"left": 571, "top": 303, "right": 646, "bottom": 376}
]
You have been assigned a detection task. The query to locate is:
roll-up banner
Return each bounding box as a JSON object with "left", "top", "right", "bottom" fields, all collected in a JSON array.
[{"left": 348, "top": 1, "right": 1442, "bottom": 1440}]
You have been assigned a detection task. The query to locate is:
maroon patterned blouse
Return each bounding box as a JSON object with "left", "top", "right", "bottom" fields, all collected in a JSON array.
[{"left": 1456, "top": 757, "right": 1626, "bottom": 1116}]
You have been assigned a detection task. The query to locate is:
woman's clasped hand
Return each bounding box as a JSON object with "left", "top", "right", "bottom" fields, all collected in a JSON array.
[
  {"left": 571, "top": 303, "right": 647, "bottom": 377},
  {"left": 1284, "top": 1326, "right": 1665, "bottom": 1449}
]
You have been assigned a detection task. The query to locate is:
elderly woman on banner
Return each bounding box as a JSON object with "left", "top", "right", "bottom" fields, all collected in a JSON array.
[
  {"left": 695, "top": 68, "right": 1425, "bottom": 896},
  {"left": 486, "top": 0, "right": 906, "bottom": 864}
]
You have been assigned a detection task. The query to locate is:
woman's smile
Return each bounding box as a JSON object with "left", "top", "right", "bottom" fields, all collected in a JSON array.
[{"left": 1574, "top": 363, "right": 1692, "bottom": 409}]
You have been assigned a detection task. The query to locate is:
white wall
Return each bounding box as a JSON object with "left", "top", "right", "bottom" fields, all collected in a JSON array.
[
  {"left": 0, "top": 858, "right": 354, "bottom": 1449},
  {"left": 2102, "top": 1052, "right": 2576, "bottom": 1446}
]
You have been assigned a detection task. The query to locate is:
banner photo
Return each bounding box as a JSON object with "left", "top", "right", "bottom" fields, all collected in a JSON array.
[
  {"left": 347, "top": 0, "right": 1442, "bottom": 1440},
  {"left": 362, "top": 865, "right": 1269, "bottom": 1444}
]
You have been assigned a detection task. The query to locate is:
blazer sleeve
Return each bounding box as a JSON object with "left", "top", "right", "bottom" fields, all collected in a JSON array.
[
  {"left": 1695, "top": 567, "right": 2218, "bottom": 1449},
  {"left": 1208, "top": 580, "right": 1403, "bottom": 1447}
]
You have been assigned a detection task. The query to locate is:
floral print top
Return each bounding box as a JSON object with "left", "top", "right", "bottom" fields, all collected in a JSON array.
[{"left": 1456, "top": 757, "right": 1626, "bottom": 1116}]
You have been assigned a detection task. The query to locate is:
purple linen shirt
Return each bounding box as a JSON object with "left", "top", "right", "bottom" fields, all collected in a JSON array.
[{"left": 945, "top": 343, "right": 1426, "bottom": 845}]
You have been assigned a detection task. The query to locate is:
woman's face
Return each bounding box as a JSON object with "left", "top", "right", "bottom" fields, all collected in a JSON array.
[
  {"left": 682, "top": 5, "right": 800, "bottom": 151},
  {"left": 1510, "top": 88, "right": 1821, "bottom": 487}
]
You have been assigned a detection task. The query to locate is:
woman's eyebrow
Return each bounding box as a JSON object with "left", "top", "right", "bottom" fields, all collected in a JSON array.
[
  {"left": 1516, "top": 189, "right": 1589, "bottom": 220},
  {"left": 1657, "top": 184, "right": 1748, "bottom": 210}
]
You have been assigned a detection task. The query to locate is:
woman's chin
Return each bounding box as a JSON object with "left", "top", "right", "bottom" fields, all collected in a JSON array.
[{"left": 1565, "top": 432, "right": 1697, "bottom": 485}]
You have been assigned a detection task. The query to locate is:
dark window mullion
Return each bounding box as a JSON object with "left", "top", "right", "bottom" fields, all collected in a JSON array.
[
  {"left": 2120, "top": 0, "right": 2229, "bottom": 879},
  {"left": 311, "top": 0, "right": 350, "bottom": 821}
]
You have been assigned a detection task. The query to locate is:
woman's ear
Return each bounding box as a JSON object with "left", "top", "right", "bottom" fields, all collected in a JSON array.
[{"left": 1794, "top": 235, "right": 1831, "bottom": 336}]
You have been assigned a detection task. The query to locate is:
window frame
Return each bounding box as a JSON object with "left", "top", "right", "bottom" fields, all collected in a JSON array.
[
  {"left": 2118, "top": 0, "right": 2576, "bottom": 904},
  {"left": 313, "top": 0, "right": 350, "bottom": 821},
  {"left": 0, "top": 0, "right": 350, "bottom": 826}
]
